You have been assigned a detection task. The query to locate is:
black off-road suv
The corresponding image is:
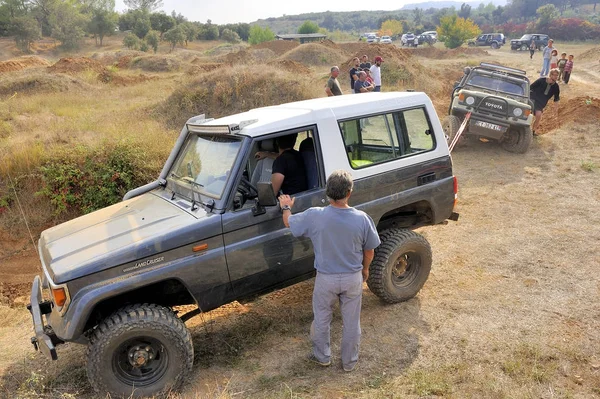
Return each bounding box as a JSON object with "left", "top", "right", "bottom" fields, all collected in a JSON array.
[
  {"left": 28, "top": 92, "right": 459, "bottom": 398},
  {"left": 467, "top": 33, "right": 505, "bottom": 49},
  {"left": 442, "top": 62, "right": 534, "bottom": 153},
  {"left": 511, "top": 34, "right": 549, "bottom": 51}
]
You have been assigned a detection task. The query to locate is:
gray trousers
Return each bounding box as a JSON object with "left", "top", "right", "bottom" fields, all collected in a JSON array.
[{"left": 311, "top": 271, "right": 363, "bottom": 369}]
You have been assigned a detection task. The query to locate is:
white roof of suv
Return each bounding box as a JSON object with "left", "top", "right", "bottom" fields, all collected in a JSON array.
[{"left": 200, "top": 92, "right": 433, "bottom": 137}]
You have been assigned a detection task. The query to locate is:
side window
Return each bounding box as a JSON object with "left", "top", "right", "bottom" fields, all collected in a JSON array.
[
  {"left": 339, "top": 108, "right": 434, "bottom": 170},
  {"left": 403, "top": 108, "right": 434, "bottom": 153}
]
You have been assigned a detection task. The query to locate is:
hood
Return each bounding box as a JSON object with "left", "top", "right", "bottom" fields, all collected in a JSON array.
[{"left": 39, "top": 192, "right": 215, "bottom": 283}]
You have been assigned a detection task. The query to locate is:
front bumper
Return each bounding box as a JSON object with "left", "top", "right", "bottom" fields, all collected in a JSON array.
[{"left": 27, "top": 276, "right": 62, "bottom": 360}]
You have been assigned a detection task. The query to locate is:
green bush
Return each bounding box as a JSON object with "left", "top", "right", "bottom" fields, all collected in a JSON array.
[{"left": 37, "top": 142, "right": 154, "bottom": 215}]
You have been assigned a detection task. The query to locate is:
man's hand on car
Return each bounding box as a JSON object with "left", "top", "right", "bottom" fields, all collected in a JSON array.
[{"left": 279, "top": 194, "right": 295, "bottom": 210}]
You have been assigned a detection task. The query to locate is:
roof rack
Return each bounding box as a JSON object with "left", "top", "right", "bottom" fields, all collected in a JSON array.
[{"left": 478, "top": 62, "right": 526, "bottom": 75}]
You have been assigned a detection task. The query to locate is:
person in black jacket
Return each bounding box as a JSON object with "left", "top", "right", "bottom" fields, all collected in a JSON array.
[{"left": 530, "top": 69, "right": 560, "bottom": 135}]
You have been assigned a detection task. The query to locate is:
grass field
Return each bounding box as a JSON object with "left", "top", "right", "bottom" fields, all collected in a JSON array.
[{"left": 1, "top": 36, "right": 599, "bottom": 398}]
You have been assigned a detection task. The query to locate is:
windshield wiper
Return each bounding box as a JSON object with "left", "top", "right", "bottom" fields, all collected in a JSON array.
[{"left": 170, "top": 172, "right": 208, "bottom": 211}]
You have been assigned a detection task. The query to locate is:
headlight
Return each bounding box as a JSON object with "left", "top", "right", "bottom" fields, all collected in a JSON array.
[
  {"left": 513, "top": 108, "right": 523, "bottom": 117},
  {"left": 466, "top": 96, "right": 475, "bottom": 105}
]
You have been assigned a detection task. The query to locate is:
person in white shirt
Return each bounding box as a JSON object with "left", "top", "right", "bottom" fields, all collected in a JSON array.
[{"left": 369, "top": 56, "right": 383, "bottom": 92}]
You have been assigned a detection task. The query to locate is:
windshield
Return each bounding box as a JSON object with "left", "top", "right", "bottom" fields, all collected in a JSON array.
[
  {"left": 465, "top": 72, "right": 527, "bottom": 96},
  {"left": 520, "top": 34, "right": 532, "bottom": 40},
  {"left": 170, "top": 134, "right": 242, "bottom": 199}
]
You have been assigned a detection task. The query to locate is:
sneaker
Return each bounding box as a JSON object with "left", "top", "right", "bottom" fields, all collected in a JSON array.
[
  {"left": 343, "top": 361, "right": 358, "bottom": 372},
  {"left": 307, "top": 353, "right": 331, "bottom": 367}
]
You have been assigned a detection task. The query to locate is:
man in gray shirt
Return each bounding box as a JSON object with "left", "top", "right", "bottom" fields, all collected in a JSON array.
[
  {"left": 325, "top": 66, "right": 343, "bottom": 96},
  {"left": 279, "top": 170, "right": 380, "bottom": 372}
]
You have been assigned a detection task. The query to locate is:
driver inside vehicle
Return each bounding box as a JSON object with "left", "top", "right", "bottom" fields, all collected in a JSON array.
[{"left": 255, "top": 133, "right": 307, "bottom": 195}]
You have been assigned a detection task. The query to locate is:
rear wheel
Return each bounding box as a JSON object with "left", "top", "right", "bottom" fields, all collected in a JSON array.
[
  {"left": 87, "top": 304, "right": 194, "bottom": 398},
  {"left": 442, "top": 115, "right": 462, "bottom": 146},
  {"left": 367, "top": 229, "right": 432, "bottom": 304},
  {"left": 520, "top": 44, "right": 528, "bottom": 51},
  {"left": 502, "top": 126, "right": 533, "bottom": 154},
  {"left": 491, "top": 42, "right": 499, "bottom": 49}
]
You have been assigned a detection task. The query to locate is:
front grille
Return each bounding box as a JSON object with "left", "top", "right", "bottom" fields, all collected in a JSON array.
[{"left": 477, "top": 97, "right": 508, "bottom": 116}]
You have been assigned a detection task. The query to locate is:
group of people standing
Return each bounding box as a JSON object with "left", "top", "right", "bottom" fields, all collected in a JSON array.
[
  {"left": 539, "top": 39, "right": 575, "bottom": 83},
  {"left": 325, "top": 54, "right": 383, "bottom": 96}
]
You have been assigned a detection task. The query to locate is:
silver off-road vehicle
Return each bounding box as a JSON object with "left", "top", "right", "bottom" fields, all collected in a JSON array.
[
  {"left": 28, "top": 92, "right": 459, "bottom": 398},
  {"left": 442, "top": 63, "right": 534, "bottom": 153}
]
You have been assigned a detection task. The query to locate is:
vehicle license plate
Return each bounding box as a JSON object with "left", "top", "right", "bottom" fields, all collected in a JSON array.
[{"left": 474, "top": 120, "right": 505, "bottom": 132}]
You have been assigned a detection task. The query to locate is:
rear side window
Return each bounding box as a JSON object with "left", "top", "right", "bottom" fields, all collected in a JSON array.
[{"left": 338, "top": 108, "right": 435, "bottom": 169}]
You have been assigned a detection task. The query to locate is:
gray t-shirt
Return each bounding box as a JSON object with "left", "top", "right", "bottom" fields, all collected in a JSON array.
[
  {"left": 288, "top": 206, "right": 381, "bottom": 274},
  {"left": 326, "top": 77, "right": 342, "bottom": 96}
]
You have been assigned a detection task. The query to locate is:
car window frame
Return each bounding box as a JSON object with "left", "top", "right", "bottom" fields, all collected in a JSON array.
[{"left": 337, "top": 106, "right": 437, "bottom": 170}]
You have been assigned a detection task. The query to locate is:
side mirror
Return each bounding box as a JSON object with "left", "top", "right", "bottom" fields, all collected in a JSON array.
[
  {"left": 257, "top": 182, "right": 277, "bottom": 206},
  {"left": 252, "top": 182, "right": 277, "bottom": 216},
  {"left": 463, "top": 67, "right": 471, "bottom": 75}
]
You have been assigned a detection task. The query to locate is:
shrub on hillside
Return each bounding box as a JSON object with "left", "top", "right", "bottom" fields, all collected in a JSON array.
[
  {"left": 155, "top": 65, "right": 321, "bottom": 128},
  {"left": 37, "top": 142, "right": 155, "bottom": 215}
]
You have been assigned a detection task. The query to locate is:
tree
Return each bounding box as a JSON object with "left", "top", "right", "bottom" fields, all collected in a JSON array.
[
  {"left": 437, "top": 14, "right": 481, "bottom": 49},
  {"left": 413, "top": 7, "right": 424, "bottom": 26},
  {"left": 199, "top": 22, "right": 219, "bottom": 40},
  {"left": 536, "top": 4, "right": 559, "bottom": 29},
  {"left": 132, "top": 12, "right": 151, "bottom": 38},
  {"left": 248, "top": 25, "right": 274, "bottom": 45},
  {"left": 458, "top": 3, "right": 472, "bottom": 19},
  {"left": 163, "top": 24, "right": 185, "bottom": 50},
  {"left": 124, "top": 0, "right": 163, "bottom": 12},
  {"left": 179, "top": 21, "right": 198, "bottom": 45},
  {"left": 30, "top": 0, "right": 58, "bottom": 36},
  {"left": 221, "top": 28, "right": 240, "bottom": 43},
  {"left": 9, "top": 16, "right": 40, "bottom": 52},
  {"left": 170, "top": 10, "right": 186, "bottom": 24},
  {"left": 88, "top": 8, "right": 118, "bottom": 46},
  {"left": 123, "top": 31, "right": 140, "bottom": 49},
  {"left": 297, "top": 20, "right": 319, "bottom": 34},
  {"left": 144, "top": 30, "right": 159, "bottom": 52},
  {"left": 379, "top": 19, "right": 403, "bottom": 38},
  {"left": 49, "top": 1, "right": 88, "bottom": 50},
  {"left": 149, "top": 12, "right": 174, "bottom": 37}
]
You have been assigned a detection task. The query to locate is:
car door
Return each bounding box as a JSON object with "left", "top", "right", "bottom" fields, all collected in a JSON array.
[{"left": 222, "top": 127, "right": 327, "bottom": 298}]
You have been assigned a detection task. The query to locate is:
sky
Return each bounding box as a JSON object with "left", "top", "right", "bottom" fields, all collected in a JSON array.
[{"left": 114, "top": 0, "right": 434, "bottom": 25}]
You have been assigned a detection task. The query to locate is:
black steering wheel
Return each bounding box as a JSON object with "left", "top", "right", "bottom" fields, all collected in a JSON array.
[{"left": 238, "top": 177, "right": 258, "bottom": 198}]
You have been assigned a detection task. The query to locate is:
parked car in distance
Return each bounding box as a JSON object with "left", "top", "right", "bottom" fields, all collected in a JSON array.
[
  {"left": 401, "top": 32, "right": 416, "bottom": 46},
  {"left": 467, "top": 33, "right": 505, "bottom": 49},
  {"left": 422, "top": 31, "right": 438, "bottom": 40},
  {"left": 416, "top": 34, "right": 435, "bottom": 46},
  {"left": 510, "top": 34, "right": 549, "bottom": 51},
  {"left": 367, "top": 34, "right": 379, "bottom": 43},
  {"left": 380, "top": 35, "right": 392, "bottom": 44}
]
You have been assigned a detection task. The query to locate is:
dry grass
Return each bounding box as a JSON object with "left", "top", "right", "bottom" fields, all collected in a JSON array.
[{"left": 1, "top": 41, "right": 600, "bottom": 399}]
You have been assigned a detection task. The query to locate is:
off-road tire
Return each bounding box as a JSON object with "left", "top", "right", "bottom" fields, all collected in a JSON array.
[
  {"left": 520, "top": 44, "right": 528, "bottom": 51},
  {"left": 491, "top": 42, "right": 499, "bottom": 49},
  {"left": 87, "top": 303, "right": 194, "bottom": 398},
  {"left": 367, "top": 229, "right": 432, "bottom": 304},
  {"left": 501, "top": 126, "right": 532, "bottom": 154},
  {"left": 442, "top": 115, "right": 462, "bottom": 145}
]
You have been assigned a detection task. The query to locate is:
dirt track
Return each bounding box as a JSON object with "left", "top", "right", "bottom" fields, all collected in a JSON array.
[{"left": 1, "top": 40, "right": 599, "bottom": 397}]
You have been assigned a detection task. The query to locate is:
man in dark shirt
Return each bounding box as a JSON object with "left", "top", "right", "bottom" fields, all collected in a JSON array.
[
  {"left": 349, "top": 57, "right": 360, "bottom": 91},
  {"left": 359, "top": 55, "right": 371, "bottom": 70},
  {"left": 255, "top": 133, "right": 307, "bottom": 195},
  {"left": 354, "top": 71, "right": 374, "bottom": 93},
  {"left": 530, "top": 69, "right": 560, "bottom": 135},
  {"left": 325, "top": 66, "right": 343, "bottom": 96}
]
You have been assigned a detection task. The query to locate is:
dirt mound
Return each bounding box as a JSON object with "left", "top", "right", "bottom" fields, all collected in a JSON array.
[
  {"left": 156, "top": 64, "right": 322, "bottom": 128},
  {"left": 268, "top": 59, "right": 311, "bottom": 74},
  {"left": 252, "top": 40, "right": 299, "bottom": 56},
  {"left": 48, "top": 57, "right": 106, "bottom": 74},
  {"left": 187, "top": 63, "right": 223, "bottom": 75},
  {"left": 339, "top": 43, "right": 411, "bottom": 66},
  {"left": 130, "top": 55, "right": 182, "bottom": 72},
  {"left": 318, "top": 39, "right": 341, "bottom": 50},
  {"left": 536, "top": 96, "right": 600, "bottom": 134},
  {"left": 97, "top": 70, "right": 157, "bottom": 86},
  {"left": 412, "top": 46, "right": 489, "bottom": 59},
  {"left": 280, "top": 43, "right": 348, "bottom": 66},
  {"left": 0, "top": 72, "right": 92, "bottom": 96},
  {"left": 90, "top": 50, "right": 146, "bottom": 66},
  {"left": 577, "top": 46, "right": 600, "bottom": 61},
  {"left": 0, "top": 56, "right": 50, "bottom": 73},
  {"left": 217, "top": 48, "right": 278, "bottom": 64}
]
